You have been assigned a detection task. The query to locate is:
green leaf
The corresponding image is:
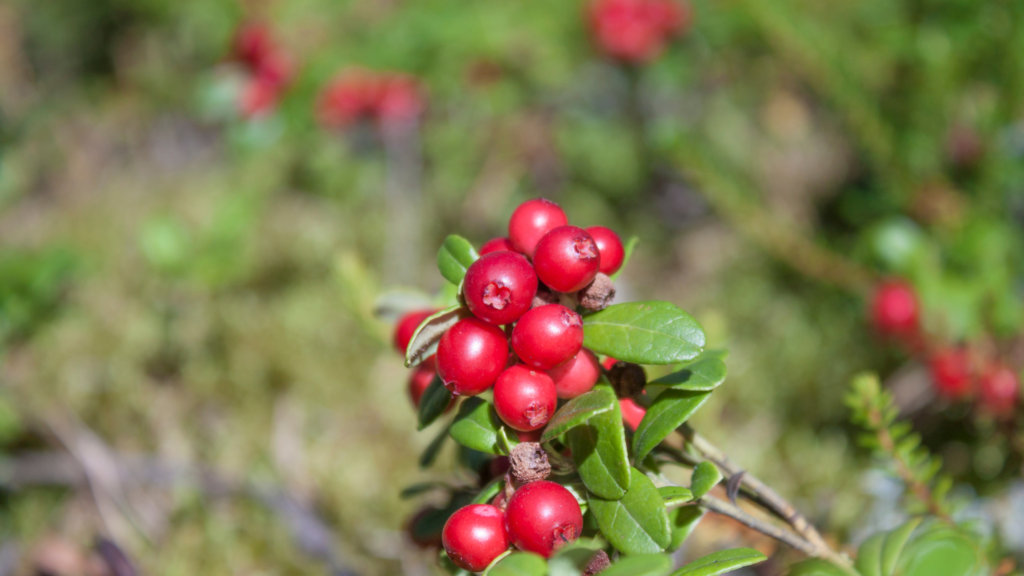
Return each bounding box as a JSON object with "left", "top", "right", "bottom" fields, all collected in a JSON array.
[
  {"left": 647, "top": 358, "right": 727, "bottom": 393},
  {"left": 657, "top": 486, "right": 694, "bottom": 506},
  {"left": 399, "top": 482, "right": 448, "bottom": 499},
  {"left": 473, "top": 477, "right": 505, "bottom": 504},
  {"left": 419, "top": 424, "right": 450, "bottom": 468},
  {"left": 568, "top": 401, "right": 631, "bottom": 500},
  {"left": 632, "top": 389, "right": 713, "bottom": 463},
  {"left": 588, "top": 467, "right": 671, "bottom": 554},
  {"left": 548, "top": 538, "right": 606, "bottom": 576},
  {"left": 486, "top": 552, "right": 547, "bottom": 576},
  {"left": 880, "top": 518, "right": 923, "bottom": 575},
  {"left": 449, "top": 398, "right": 505, "bottom": 455},
  {"left": 856, "top": 532, "right": 885, "bottom": 576},
  {"left": 437, "top": 234, "right": 479, "bottom": 286},
  {"left": 498, "top": 426, "right": 519, "bottom": 455},
  {"left": 582, "top": 302, "right": 705, "bottom": 365},
  {"left": 600, "top": 554, "right": 673, "bottom": 576},
  {"left": 405, "top": 306, "right": 471, "bottom": 367},
  {"left": 669, "top": 547, "right": 767, "bottom": 575},
  {"left": 609, "top": 236, "right": 639, "bottom": 281},
  {"left": 541, "top": 388, "right": 617, "bottom": 443},
  {"left": 896, "top": 525, "right": 985, "bottom": 576},
  {"left": 667, "top": 507, "right": 704, "bottom": 552},
  {"left": 417, "top": 375, "right": 453, "bottom": 430},
  {"left": 785, "top": 559, "right": 850, "bottom": 576},
  {"left": 689, "top": 462, "right": 722, "bottom": 500}
]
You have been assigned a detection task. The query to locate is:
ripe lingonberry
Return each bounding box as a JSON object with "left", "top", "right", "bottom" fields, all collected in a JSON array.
[
  {"left": 394, "top": 309, "right": 436, "bottom": 354},
  {"left": 601, "top": 356, "right": 619, "bottom": 370},
  {"left": 234, "top": 22, "right": 276, "bottom": 68},
  {"left": 504, "top": 481, "right": 583, "bottom": 558},
  {"left": 620, "top": 398, "right": 646, "bottom": 430},
  {"left": 533, "top": 226, "right": 600, "bottom": 293},
  {"left": 516, "top": 429, "right": 544, "bottom": 443},
  {"left": 376, "top": 74, "right": 425, "bottom": 123},
  {"left": 407, "top": 356, "right": 437, "bottom": 407},
  {"left": 316, "top": 69, "right": 378, "bottom": 129},
  {"left": 508, "top": 199, "right": 569, "bottom": 258},
  {"left": 588, "top": 0, "right": 686, "bottom": 63},
  {"left": 511, "top": 305, "right": 584, "bottom": 370},
  {"left": 547, "top": 349, "right": 601, "bottom": 399},
  {"left": 437, "top": 318, "right": 509, "bottom": 395},
  {"left": 480, "top": 237, "right": 516, "bottom": 256},
  {"left": 494, "top": 366, "right": 558, "bottom": 431},
  {"left": 442, "top": 504, "right": 510, "bottom": 572},
  {"left": 239, "top": 76, "right": 281, "bottom": 118},
  {"left": 871, "top": 281, "right": 919, "bottom": 338},
  {"left": 463, "top": 252, "right": 538, "bottom": 326},
  {"left": 585, "top": 226, "right": 625, "bottom": 276},
  {"left": 929, "top": 348, "right": 973, "bottom": 400},
  {"left": 978, "top": 366, "right": 1019, "bottom": 418}
]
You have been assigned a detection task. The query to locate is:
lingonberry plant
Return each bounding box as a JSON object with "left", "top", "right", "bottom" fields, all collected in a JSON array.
[{"left": 376, "top": 198, "right": 997, "bottom": 575}]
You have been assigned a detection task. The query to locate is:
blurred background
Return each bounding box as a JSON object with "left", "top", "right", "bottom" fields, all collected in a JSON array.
[{"left": 0, "top": 0, "right": 1022, "bottom": 574}]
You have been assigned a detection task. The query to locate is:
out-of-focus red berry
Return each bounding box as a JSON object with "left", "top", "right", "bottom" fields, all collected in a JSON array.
[
  {"left": 508, "top": 199, "right": 569, "bottom": 258},
  {"left": 239, "top": 76, "right": 281, "bottom": 118},
  {"left": 601, "top": 356, "right": 619, "bottom": 371},
  {"left": 929, "top": 348, "right": 973, "bottom": 400},
  {"left": 589, "top": 0, "right": 687, "bottom": 63},
  {"left": 547, "top": 349, "right": 601, "bottom": 399},
  {"left": 394, "top": 309, "right": 437, "bottom": 354},
  {"left": 480, "top": 237, "right": 516, "bottom": 256},
  {"left": 254, "top": 50, "right": 294, "bottom": 89},
  {"left": 407, "top": 356, "right": 437, "bottom": 407},
  {"left": 234, "top": 22, "right": 276, "bottom": 68},
  {"left": 316, "top": 69, "right": 380, "bottom": 129},
  {"left": 620, "top": 397, "right": 646, "bottom": 430},
  {"left": 871, "top": 281, "right": 920, "bottom": 339},
  {"left": 377, "top": 74, "right": 426, "bottom": 123},
  {"left": 978, "top": 365, "right": 1020, "bottom": 418}
]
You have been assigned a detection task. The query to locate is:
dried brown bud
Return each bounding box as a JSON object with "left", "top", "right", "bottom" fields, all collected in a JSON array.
[
  {"left": 577, "top": 273, "right": 616, "bottom": 311},
  {"left": 532, "top": 285, "right": 560, "bottom": 309},
  {"left": 583, "top": 550, "right": 611, "bottom": 575},
  {"left": 607, "top": 361, "right": 646, "bottom": 398},
  {"left": 509, "top": 442, "right": 551, "bottom": 484}
]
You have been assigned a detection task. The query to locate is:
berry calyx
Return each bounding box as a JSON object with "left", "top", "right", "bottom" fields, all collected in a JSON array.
[
  {"left": 394, "top": 309, "right": 436, "bottom": 354},
  {"left": 437, "top": 318, "right": 509, "bottom": 396},
  {"left": 442, "top": 504, "right": 510, "bottom": 572},
  {"left": 508, "top": 199, "right": 569, "bottom": 258},
  {"left": 978, "top": 365, "right": 1019, "bottom": 418},
  {"left": 871, "top": 281, "right": 919, "bottom": 339},
  {"left": 511, "top": 305, "right": 584, "bottom": 370},
  {"left": 494, "top": 366, "right": 558, "bottom": 431},
  {"left": 585, "top": 226, "right": 625, "bottom": 276},
  {"left": 533, "top": 226, "right": 601, "bottom": 293},
  {"left": 929, "top": 348, "right": 973, "bottom": 400},
  {"left": 620, "top": 398, "right": 646, "bottom": 430},
  {"left": 463, "top": 252, "right": 538, "bottom": 326},
  {"left": 547, "top": 349, "right": 601, "bottom": 399},
  {"left": 407, "top": 356, "right": 437, "bottom": 407},
  {"left": 480, "top": 237, "right": 516, "bottom": 255},
  {"left": 504, "top": 481, "right": 583, "bottom": 557}
]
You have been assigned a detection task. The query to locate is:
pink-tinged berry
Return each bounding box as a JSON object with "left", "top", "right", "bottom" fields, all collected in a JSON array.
[
  {"left": 254, "top": 50, "right": 294, "bottom": 89},
  {"left": 316, "top": 69, "right": 379, "bottom": 129},
  {"left": 463, "top": 252, "right": 538, "bottom": 326},
  {"left": 588, "top": 0, "right": 686, "bottom": 63},
  {"left": 234, "top": 22, "right": 276, "bottom": 68},
  {"left": 533, "top": 226, "right": 600, "bottom": 293},
  {"left": 929, "top": 348, "right": 973, "bottom": 400},
  {"left": 620, "top": 398, "right": 646, "bottom": 430},
  {"left": 494, "top": 366, "right": 558, "bottom": 431},
  {"left": 871, "top": 281, "right": 919, "bottom": 338},
  {"left": 442, "top": 505, "right": 510, "bottom": 572},
  {"left": 585, "top": 226, "right": 625, "bottom": 276},
  {"left": 547, "top": 349, "right": 601, "bottom": 399},
  {"left": 376, "top": 74, "right": 425, "bottom": 123},
  {"left": 511, "top": 305, "right": 584, "bottom": 370},
  {"left": 437, "top": 318, "right": 509, "bottom": 396},
  {"left": 393, "top": 309, "right": 437, "bottom": 354},
  {"left": 239, "top": 76, "right": 280, "bottom": 118},
  {"left": 480, "top": 237, "right": 516, "bottom": 255},
  {"left": 508, "top": 199, "right": 569, "bottom": 258},
  {"left": 978, "top": 365, "right": 1019, "bottom": 418},
  {"left": 504, "top": 481, "right": 583, "bottom": 558}
]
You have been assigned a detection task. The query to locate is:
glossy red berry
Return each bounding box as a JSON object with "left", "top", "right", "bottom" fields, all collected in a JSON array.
[
  {"left": 463, "top": 252, "right": 538, "bottom": 326},
  {"left": 511, "top": 305, "right": 584, "bottom": 370},
  {"left": 508, "top": 199, "right": 568, "bottom": 258},
  {"left": 978, "top": 366, "right": 1019, "bottom": 418},
  {"left": 504, "top": 481, "right": 583, "bottom": 558},
  {"left": 547, "top": 349, "right": 601, "bottom": 399},
  {"left": 494, "top": 366, "right": 558, "bottom": 431},
  {"left": 929, "top": 348, "right": 973, "bottom": 400},
  {"left": 394, "top": 309, "right": 436, "bottom": 354},
  {"left": 516, "top": 429, "right": 544, "bottom": 443},
  {"left": 585, "top": 226, "right": 625, "bottom": 276},
  {"left": 533, "top": 226, "right": 600, "bottom": 293},
  {"left": 407, "top": 356, "right": 437, "bottom": 407},
  {"left": 442, "top": 504, "right": 510, "bottom": 572},
  {"left": 480, "top": 237, "right": 516, "bottom": 255},
  {"left": 437, "top": 318, "right": 509, "bottom": 396},
  {"left": 620, "top": 398, "right": 646, "bottom": 430},
  {"left": 871, "top": 281, "right": 919, "bottom": 338},
  {"left": 601, "top": 356, "right": 619, "bottom": 370}
]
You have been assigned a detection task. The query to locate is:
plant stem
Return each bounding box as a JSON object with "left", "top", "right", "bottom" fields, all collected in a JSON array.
[
  {"left": 873, "top": 418, "right": 952, "bottom": 523},
  {"left": 695, "top": 496, "right": 818, "bottom": 557}
]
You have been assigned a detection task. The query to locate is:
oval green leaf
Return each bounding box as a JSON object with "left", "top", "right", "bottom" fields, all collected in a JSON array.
[
  {"left": 600, "top": 554, "right": 673, "bottom": 576},
  {"left": 568, "top": 401, "right": 631, "bottom": 500},
  {"left": 486, "top": 552, "right": 547, "bottom": 576},
  {"left": 689, "top": 461, "right": 722, "bottom": 500},
  {"left": 632, "top": 389, "right": 713, "bottom": 463},
  {"left": 437, "top": 234, "right": 480, "bottom": 286},
  {"left": 856, "top": 532, "right": 885, "bottom": 576},
  {"left": 473, "top": 477, "right": 506, "bottom": 505},
  {"left": 785, "top": 559, "right": 850, "bottom": 576},
  {"left": 548, "top": 539, "right": 606, "bottom": 576},
  {"left": 449, "top": 398, "right": 505, "bottom": 455},
  {"left": 418, "top": 375, "right": 454, "bottom": 430},
  {"left": 667, "top": 507, "right": 704, "bottom": 552},
  {"left": 541, "top": 388, "right": 617, "bottom": 443},
  {"left": 657, "top": 486, "right": 694, "bottom": 506},
  {"left": 588, "top": 467, "right": 671, "bottom": 554},
  {"left": 897, "top": 525, "right": 986, "bottom": 576},
  {"left": 405, "top": 306, "right": 470, "bottom": 367},
  {"left": 419, "top": 423, "right": 451, "bottom": 468},
  {"left": 648, "top": 358, "right": 727, "bottom": 393},
  {"left": 582, "top": 302, "right": 705, "bottom": 366},
  {"left": 609, "top": 236, "right": 639, "bottom": 281},
  {"left": 669, "top": 547, "right": 767, "bottom": 576},
  {"left": 880, "top": 518, "right": 923, "bottom": 575}
]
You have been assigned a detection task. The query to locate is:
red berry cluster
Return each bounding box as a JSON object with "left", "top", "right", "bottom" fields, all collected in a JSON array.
[
  {"left": 588, "top": 0, "right": 689, "bottom": 63},
  {"left": 232, "top": 22, "right": 295, "bottom": 118},
  {"left": 316, "top": 68, "right": 425, "bottom": 129},
  {"left": 871, "top": 280, "right": 1021, "bottom": 417}
]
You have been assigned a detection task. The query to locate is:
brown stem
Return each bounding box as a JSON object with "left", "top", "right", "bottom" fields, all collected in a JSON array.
[{"left": 695, "top": 495, "right": 818, "bottom": 557}]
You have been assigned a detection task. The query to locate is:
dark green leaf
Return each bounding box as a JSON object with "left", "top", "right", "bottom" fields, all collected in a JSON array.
[
  {"left": 657, "top": 486, "right": 694, "bottom": 506},
  {"left": 437, "top": 234, "right": 479, "bottom": 286},
  {"left": 473, "top": 477, "right": 505, "bottom": 504},
  {"left": 449, "top": 398, "right": 505, "bottom": 455},
  {"left": 632, "top": 389, "right": 713, "bottom": 463},
  {"left": 600, "top": 554, "right": 673, "bottom": 576},
  {"left": 582, "top": 302, "right": 705, "bottom": 365},
  {"left": 785, "top": 559, "right": 849, "bottom": 576},
  {"left": 568, "top": 401, "right": 631, "bottom": 500},
  {"left": 609, "top": 236, "right": 639, "bottom": 281},
  {"left": 548, "top": 538, "right": 606, "bottom": 576},
  {"left": 399, "top": 482, "right": 448, "bottom": 499},
  {"left": 667, "top": 506, "right": 704, "bottom": 552},
  {"left": 669, "top": 547, "right": 767, "bottom": 575},
  {"left": 648, "top": 358, "right": 727, "bottom": 392},
  {"left": 486, "top": 552, "right": 546, "bottom": 576},
  {"left": 856, "top": 532, "right": 885, "bottom": 576},
  {"left": 689, "top": 462, "right": 722, "bottom": 500},
  {"left": 541, "top": 388, "right": 617, "bottom": 443},
  {"left": 588, "top": 467, "right": 671, "bottom": 554},
  {"left": 405, "top": 306, "right": 471, "bottom": 367},
  {"left": 419, "top": 424, "right": 450, "bottom": 468},
  {"left": 880, "top": 519, "right": 923, "bottom": 575},
  {"left": 497, "top": 426, "right": 519, "bottom": 455},
  {"left": 418, "top": 375, "right": 453, "bottom": 430}
]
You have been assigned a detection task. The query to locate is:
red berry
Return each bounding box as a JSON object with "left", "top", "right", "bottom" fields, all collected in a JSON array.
[
  {"left": 494, "top": 366, "right": 558, "bottom": 431},
  {"left": 442, "top": 505, "right": 510, "bottom": 572},
  {"left": 620, "top": 398, "right": 646, "bottom": 430},
  {"left": 588, "top": 0, "right": 670, "bottom": 63},
  {"left": 254, "top": 50, "right": 294, "bottom": 89},
  {"left": 929, "top": 348, "right": 973, "bottom": 400},
  {"left": 504, "top": 481, "right": 583, "bottom": 558},
  {"left": 394, "top": 309, "right": 436, "bottom": 354},
  {"left": 601, "top": 356, "right": 619, "bottom": 370},
  {"left": 437, "top": 318, "right": 509, "bottom": 396},
  {"left": 316, "top": 69, "right": 379, "bottom": 129},
  {"left": 239, "top": 76, "right": 280, "bottom": 118},
  {"left": 463, "top": 252, "right": 538, "bottom": 326},
  {"left": 511, "top": 305, "right": 584, "bottom": 370},
  {"left": 871, "top": 281, "right": 919, "bottom": 338},
  {"left": 979, "top": 366, "right": 1019, "bottom": 418},
  {"left": 376, "top": 74, "right": 425, "bottom": 123},
  {"left": 547, "top": 349, "right": 601, "bottom": 399},
  {"left": 533, "top": 226, "right": 600, "bottom": 293},
  {"left": 480, "top": 237, "right": 516, "bottom": 255},
  {"left": 407, "top": 356, "right": 437, "bottom": 407},
  {"left": 585, "top": 226, "right": 625, "bottom": 276},
  {"left": 516, "top": 429, "right": 544, "bottom": 443},
  {"left": 234, "top": 22, "right": 276, "bottom": 68},
  {"left": 508, "top": 199, "right": 568, "bottom": 258}
]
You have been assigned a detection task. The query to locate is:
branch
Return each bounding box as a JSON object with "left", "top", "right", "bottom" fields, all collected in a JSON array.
[{"left": 695, "top": 496, "right": 818, "bottom": 557}]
